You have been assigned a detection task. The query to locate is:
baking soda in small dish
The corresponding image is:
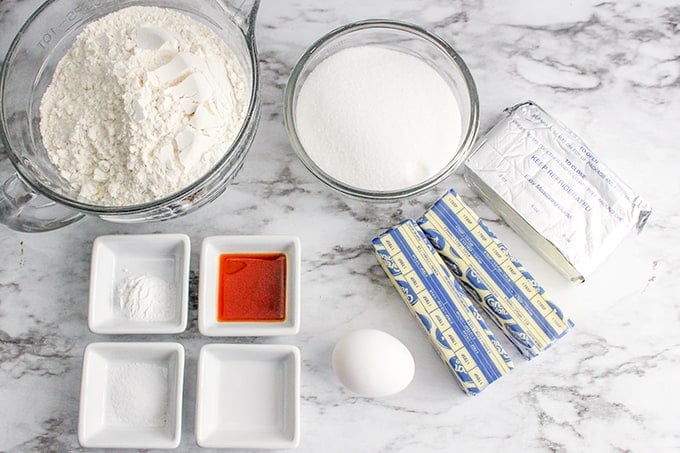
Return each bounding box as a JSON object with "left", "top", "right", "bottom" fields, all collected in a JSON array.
[
  {"left": 88, "top": 234, "right": 190, "bottom": 335},
  {"left": 78, "top": 342, "right": 184, "bottom": 449},
  {"left": 295, "top": 45, "right": 463, "bottom": 191},
  {"left": 107, "top": 362, "right": 169, "bottom": 426},
  {"left": 118, "top": 275, "right": 175, "bottom": 322}
]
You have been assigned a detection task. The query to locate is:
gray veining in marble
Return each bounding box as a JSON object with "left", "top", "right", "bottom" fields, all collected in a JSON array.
[{"left": 1, "top": 0, "right": 679, "bottom": 452}]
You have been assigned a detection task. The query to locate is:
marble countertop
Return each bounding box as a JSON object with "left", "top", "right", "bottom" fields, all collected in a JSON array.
[{"left": 1, "top": 0, "right": 679, "bottom": 451}]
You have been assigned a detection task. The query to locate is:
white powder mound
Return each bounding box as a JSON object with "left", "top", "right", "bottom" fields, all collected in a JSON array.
[
  {"left": 108, "top": 362, "right": 169, "bottom": 426},
  {"left": 118, "top": 275, "right": 174, "bottom": 322},
  {"left": 39, "top": 6, "right": 249, "bottom": 206},
  {"left": 295, "top": 45, "right": 463, "bottom": 191}
]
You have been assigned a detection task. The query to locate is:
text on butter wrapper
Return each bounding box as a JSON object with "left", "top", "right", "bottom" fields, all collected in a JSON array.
[
  {"left": 373, "top": 219, "right": 513, "bottom": 395},
  {"left": 418, "top": 189, "right": 574, "bottom": 359}
]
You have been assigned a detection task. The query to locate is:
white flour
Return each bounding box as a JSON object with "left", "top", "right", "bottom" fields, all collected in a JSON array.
[
  {"left": 295, "top": 46, "right": 463, "bottom": 191},
  {"left": 39, "top": 6, "right": 248, "bottom": 206},
  {"left": 117, "top": 274, "right": 174, "bottom": 322}
]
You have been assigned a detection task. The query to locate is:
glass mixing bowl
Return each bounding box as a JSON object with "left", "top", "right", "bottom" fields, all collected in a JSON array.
[
  {"left": 0, "top": 0, "right": 260, "bottom": 232},
  {"left": 283, "top": 20, "right": 480, "bottom": 201}
]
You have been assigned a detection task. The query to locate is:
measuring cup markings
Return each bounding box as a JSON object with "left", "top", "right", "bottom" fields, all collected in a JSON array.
[{"left": 36, "top": 2, "right": 105, "bottom": 50}]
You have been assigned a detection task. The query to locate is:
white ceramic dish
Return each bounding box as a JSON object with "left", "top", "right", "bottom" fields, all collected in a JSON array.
[
  {"left": 78, "top": 342, "right": 184, "bottom": 449},
  {"left": 195, "top": 344, "right": 300, "bottom": 449},
  {"left": 198, "top": 235, "right": 301, "bottom": 336},
  {"left": 88, "top": 234, "right": 190, "bottom": 334}
]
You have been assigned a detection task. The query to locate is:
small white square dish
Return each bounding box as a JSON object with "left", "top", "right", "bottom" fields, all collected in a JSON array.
[
  {"left": 78, "top": 342, "right": 184, "bottom": 449},
  {"left": 198, "top": 236, "right": 301, "bottom": 336},
  {"left": 195, "top": 344, "right": 300, "bottom": 449},
  {"left": 88, "top": 234, "right": 190, "bottom": 334}
]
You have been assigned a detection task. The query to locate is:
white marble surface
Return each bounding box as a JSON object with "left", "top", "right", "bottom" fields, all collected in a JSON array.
[{"left": 1, "top": 0, "right": 679, "bottom": 451}]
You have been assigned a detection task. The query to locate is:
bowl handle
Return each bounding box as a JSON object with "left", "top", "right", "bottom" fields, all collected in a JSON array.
[
  {"left": 0, "top": 172, "right": 84, "bottom": 232},
  {"left": 231, "top": 0, "right": 260, "bottom": 37}
]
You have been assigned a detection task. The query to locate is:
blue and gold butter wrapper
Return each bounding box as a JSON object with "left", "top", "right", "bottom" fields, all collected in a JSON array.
[
  {"left": 373, "top": 219, "right": 513, "bottom": 395},
  {"left": 418, "top": 189, "right": 574, "bottom": 359}
]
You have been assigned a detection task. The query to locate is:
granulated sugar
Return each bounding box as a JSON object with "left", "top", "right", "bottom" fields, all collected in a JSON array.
[{"left": 295, "top": 45, "right": 463, "bottom": 191}]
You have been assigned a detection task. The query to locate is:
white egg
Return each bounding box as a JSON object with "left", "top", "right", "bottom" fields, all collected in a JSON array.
[{"left": 332, "top": 329, "right": 415, "bottom": 398}]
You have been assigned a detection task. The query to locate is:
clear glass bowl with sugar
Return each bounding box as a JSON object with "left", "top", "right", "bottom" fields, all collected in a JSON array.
[{"left": 284, "top": 20, "right": 480, "bottom": 201}]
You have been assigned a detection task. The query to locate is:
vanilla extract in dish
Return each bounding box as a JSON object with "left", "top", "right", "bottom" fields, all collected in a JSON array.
[
  {"left": 218, "top": 253, "right": 287, "bottom": 322},
  {"left": 295, "top": 45, "right": 463, "bottom": 191}
]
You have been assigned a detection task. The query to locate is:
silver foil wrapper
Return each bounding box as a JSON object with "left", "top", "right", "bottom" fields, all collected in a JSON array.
[{"left": 464, "top": 101, "right": 651, "bottom": 282}]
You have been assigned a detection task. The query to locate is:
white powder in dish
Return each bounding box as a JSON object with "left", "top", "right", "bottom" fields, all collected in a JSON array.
[
  {"left": 118, "top": 274, "right": 175, "bottom": 322},
  {"left": 107, "top": 361, "right": 169, "bottom": 426},
  {"left": 295, "top": 45, "right": 463, "bottom": 191},
  {"left": 39, "top": 6, "right": 249, "bottom": 206}
]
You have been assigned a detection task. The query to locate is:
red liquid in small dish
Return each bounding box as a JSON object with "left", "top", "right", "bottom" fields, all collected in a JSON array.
[{"left": 217, "top": 253, "right": 286, "bottom": 322}]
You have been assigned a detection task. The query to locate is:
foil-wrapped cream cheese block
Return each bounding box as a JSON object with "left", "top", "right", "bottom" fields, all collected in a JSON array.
[
  {"left": 419, "top": 189, "right": 573, "bottom": 359},
  {"left": 464, "top": 101, "right": 651, "bottom": 282},
  {"left": 373, "top": 219, "right": 513, "bottom": 395}
]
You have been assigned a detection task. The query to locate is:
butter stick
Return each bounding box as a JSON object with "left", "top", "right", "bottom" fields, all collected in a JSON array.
[
  {"left": 418, "top": 189, "right": 574, "bottom": 359},
  {"left": 373, "top": 219, "right": 513, "bottom": 395}
]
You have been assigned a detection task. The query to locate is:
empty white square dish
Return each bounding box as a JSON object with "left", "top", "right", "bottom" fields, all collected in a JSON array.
[
  {"left": 78, "top": 342, "right": 184, "bottom": 449},
  {"left": 198, "top": 236, "right": 301, "bottom": 336},
  {"left": 195, "top": 344, "right": 300, "bottom": 449},
  {"left": 88, "top": 234, "right": 190, "bottom": 334}
]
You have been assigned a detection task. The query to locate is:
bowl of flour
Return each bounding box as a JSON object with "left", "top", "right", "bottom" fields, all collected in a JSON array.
[
  {"left": 0, "top": 0, "right": 260, "bottom": 231},
  {"left": 284, "top": 20, "right": 480, "bottom": 201}
]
